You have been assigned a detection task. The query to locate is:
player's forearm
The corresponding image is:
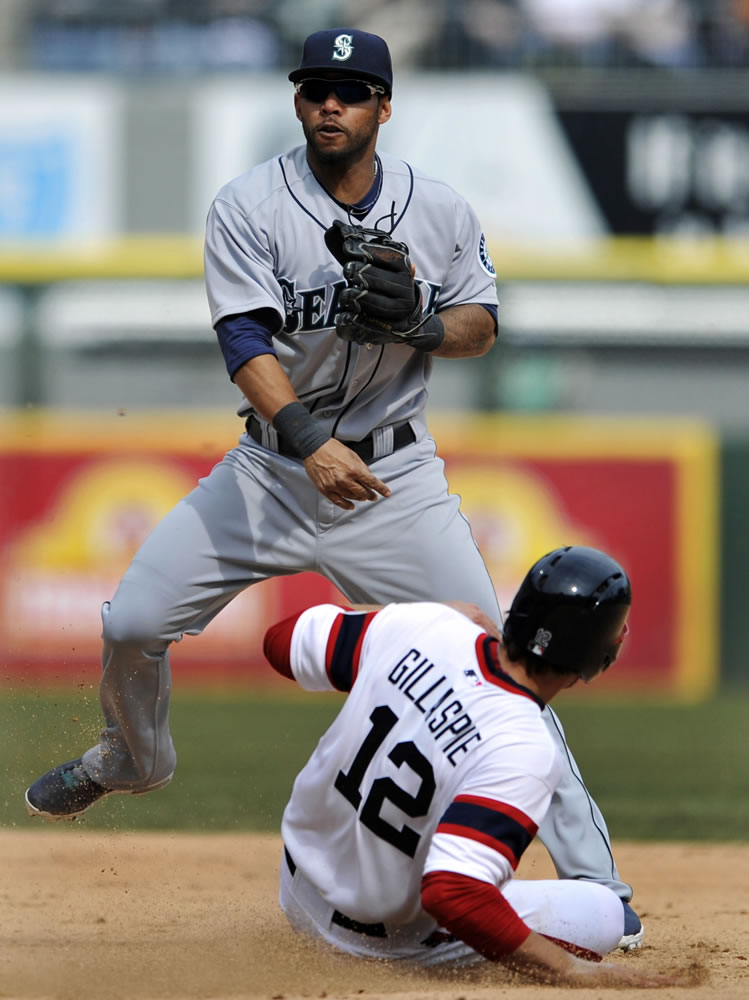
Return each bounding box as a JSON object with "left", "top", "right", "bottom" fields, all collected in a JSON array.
[
  {"left": 430, "top": 304, "right": 496, "bottom": 359},
  {"left": 235, "top": 354, "right": 332, "bottom": 460},
  {"left": 421, "top": 870, "right": 604, "bottom": 983},
  {"left": 421, "top": 870, "right": 531, "bottom": 958},
  {"left": 499, "top": 930, "right": 598, "bottom": 985},
  {"left": 234, "top": 354, "right": 299, "bottom": 423},
  {"left": 423, "top": 873, "right": 599, "bottom": 986},
  {"left": 422, "top": 872, "right": 678, "bottom": 988},
  {"left": 506, "top": 934, "right": 693, "bottom": 989}
]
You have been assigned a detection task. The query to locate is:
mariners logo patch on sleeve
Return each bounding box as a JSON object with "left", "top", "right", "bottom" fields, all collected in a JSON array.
[{"left": 478, "top": 233, "right": 496, "bottom": 278}]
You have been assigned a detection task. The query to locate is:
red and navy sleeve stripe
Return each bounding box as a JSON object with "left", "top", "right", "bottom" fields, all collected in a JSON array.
[
  {"left": 436, "top": 794, "right": 538, "bottom": 870},
  {"left": 324, "top": 611, "right": 378, "bottom": 692}
]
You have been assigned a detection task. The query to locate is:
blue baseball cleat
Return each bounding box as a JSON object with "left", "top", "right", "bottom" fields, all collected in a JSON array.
[
  {"left": 618, "top": 900, "right": 645, "bottom": 951},
  {"left": 25, "top": 758, "right": 114, "bottom": 821}
]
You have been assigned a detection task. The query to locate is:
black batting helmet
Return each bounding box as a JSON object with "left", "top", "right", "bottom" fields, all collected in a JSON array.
[{"left": 503, "top": 546, "right": 632, "bottom": 682}]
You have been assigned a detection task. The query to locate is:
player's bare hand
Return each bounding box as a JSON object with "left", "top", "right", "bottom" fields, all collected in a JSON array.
[
  {"left": 303, "top": 439, "right": 391, "bottom": 510},
  {"left": 443, "top": 601, "right": 501, "bottom": 638},
  {"left": 573, "top": 957, "right": 702, "bottom": 989}
]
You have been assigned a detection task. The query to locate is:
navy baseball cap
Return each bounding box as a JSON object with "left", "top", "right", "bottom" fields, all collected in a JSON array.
[{"left": 289, "top": 29, "right": 393, "bottom": 96}]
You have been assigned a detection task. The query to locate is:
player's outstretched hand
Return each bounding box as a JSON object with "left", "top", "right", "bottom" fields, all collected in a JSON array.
[
  {"left": 504, "top": 930, "right": 701, "bottom": 989},
  {"left": 571, "top": 956, "right": 702, "bottom": 989},
  {"left": 303, "top": 439, "right": 391, "bottom": 510}
]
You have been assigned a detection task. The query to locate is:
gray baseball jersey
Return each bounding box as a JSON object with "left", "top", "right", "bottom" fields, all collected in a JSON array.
[{"left": 204, "top": 145, "right": 499, "bottom": 434}]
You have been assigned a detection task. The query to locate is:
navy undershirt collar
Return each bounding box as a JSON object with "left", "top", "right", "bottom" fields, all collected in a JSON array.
[{"left": 327, "top": 154, "right": 383, "bottom": 220}]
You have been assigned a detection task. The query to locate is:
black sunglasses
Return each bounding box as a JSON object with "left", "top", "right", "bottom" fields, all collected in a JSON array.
[{"left": 295, "top": 78, "right": 386, "bottom": 104}]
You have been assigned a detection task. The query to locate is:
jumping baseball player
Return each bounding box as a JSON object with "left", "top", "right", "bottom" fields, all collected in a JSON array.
[
  {"left": 264, "top": 547, "right": 684, "bottom": 986},
  {"left": 25, "top": 27, "right": 641, "bottom": 950}
]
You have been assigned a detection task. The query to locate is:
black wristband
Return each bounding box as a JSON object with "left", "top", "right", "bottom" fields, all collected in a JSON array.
[
  {"left": 408, "top": 313, "right": 445, "bottom": 352},
  {"left": 272, "top": 402, "right": 331, "bottom": 460}
]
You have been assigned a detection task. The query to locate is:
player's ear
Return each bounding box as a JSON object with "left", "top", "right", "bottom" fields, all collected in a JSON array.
[
  {"left": 294, "top": 93, "right": 303, "bottom": 121},
  {"left": 377, "top": 97, "right": 391, "bottom": 126}
]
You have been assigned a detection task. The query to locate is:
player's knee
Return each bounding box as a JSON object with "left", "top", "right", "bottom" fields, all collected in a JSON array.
[
  {"left": 101, "top": 594, "right": 172, "bottom": 648},
  {"left": 586, "top": 883, "right": 626, "bottom": 955}
]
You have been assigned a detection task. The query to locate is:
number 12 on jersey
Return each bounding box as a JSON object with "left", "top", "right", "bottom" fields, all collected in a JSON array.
[{"left": 334, "top": 705, "right": 436, "bottom": 857}]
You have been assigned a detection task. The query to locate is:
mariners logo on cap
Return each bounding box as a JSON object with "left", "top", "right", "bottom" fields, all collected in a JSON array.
[
  {"left": 478, "top": 233, "right": 496, "bottom": 277},
  {"left": 333, "top": 33, "right": 354, "bottom": 61}
]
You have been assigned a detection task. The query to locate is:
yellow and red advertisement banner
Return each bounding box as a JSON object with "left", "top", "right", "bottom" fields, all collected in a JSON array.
[{"left": 0, "top": 411, "right": 718, "bottom": 700}]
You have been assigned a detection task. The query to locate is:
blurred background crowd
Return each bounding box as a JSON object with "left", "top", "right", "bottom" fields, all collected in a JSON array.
[{"left": 3, "top": 0, "right": 748, "bottom": 74}]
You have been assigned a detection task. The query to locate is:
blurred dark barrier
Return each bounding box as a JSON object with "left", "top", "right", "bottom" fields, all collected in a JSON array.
[
  {"left": 549, "top": 71, "right": 749, "bottom": 238},
  {"left": 720, "top": 435, "right": 749, "bottom": 688}
]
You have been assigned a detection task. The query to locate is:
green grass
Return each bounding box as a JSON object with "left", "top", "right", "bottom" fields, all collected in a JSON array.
[
  {"left": 2, "top": 687, "right": 748, "bottom": 839},
  {"left": 555, "top": 696, "right": 749, "bottom": 841}
]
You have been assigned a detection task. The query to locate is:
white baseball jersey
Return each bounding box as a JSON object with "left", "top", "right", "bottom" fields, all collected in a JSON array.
[
  {"left": 204, "top": 146, "right": 499, "bottom": 437},
  {"left": 281, "top": 603, "right": 562, "bottom": 928}
]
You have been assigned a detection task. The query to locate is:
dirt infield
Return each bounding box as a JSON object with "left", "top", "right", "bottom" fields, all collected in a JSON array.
[{"left": 1, "top": 831, "right": 747, "bottom": 1000}]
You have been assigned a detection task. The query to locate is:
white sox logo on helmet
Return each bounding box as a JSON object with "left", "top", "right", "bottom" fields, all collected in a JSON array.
[
  {"left": 332, "top": 34, "right": 354, "bottom": 61},
  {"left": 531, "top": 627, "right": 552, "bottom": 656}
]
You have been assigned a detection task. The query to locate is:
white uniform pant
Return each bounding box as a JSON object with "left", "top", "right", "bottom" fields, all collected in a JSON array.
[{"left": 279, "top": 849, "right": 624, "bottom": 968}]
